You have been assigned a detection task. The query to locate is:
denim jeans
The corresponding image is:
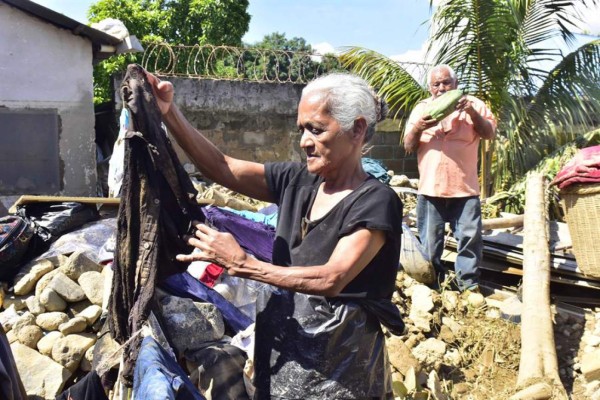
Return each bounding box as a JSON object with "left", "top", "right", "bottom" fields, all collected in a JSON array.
[
  {"left": 416, "top": 195, "right": 482, "bottom": 291},
  {"left": 133, "top": 336, "right": 205, "bottom": 400}
]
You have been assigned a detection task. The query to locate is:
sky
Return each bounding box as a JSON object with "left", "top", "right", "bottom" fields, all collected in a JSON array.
[{"left": 31, "top": 0, "right": 600, "bottom": 66}]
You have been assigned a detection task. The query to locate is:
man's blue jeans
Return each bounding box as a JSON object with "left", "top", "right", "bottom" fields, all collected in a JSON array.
[{"left": 416, "top": 195, "right": 482, "bottom": 291}]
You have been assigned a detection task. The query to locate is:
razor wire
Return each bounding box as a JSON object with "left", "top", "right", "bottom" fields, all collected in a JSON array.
[{"left": 141, "top": 43, "right": 431, "bottom": 84}]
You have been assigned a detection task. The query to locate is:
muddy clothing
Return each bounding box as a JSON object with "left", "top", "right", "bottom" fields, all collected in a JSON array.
[
  {"left": 109, "top": 64, "right": 205, "bottom": 385},
  {"left": 253, "top": 162, "right": 403, "bottom": 399}
]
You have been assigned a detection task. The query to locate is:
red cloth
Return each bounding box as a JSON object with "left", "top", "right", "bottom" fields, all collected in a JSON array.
[
  {"left": 551, "top": 145, "right": 600, "bottom": 190},
  {"left": 199, "top": 263, "right": 224, "bottom": 287}
]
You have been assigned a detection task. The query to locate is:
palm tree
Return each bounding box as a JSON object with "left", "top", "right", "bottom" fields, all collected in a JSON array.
[{"left": 340, "top": 0, "right": 600, "bottom": 200}]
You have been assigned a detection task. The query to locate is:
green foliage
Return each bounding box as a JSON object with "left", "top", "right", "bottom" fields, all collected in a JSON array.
[
  {"left": 339, "top": 47, "right": 429, "bottom": 120},
  {"left": 88, "top": 0, "right": 250, "bottom": 103},
  {"left": 340, "top": 0, "right": 600, "bottom": 200},
  {"left": 243, "top": 32, "right": 343, "bottom": 82},
  {"left": 487, "top": 129, "right": 600, "bottom": 218}
]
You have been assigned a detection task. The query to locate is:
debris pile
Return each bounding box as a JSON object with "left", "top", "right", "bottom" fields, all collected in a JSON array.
[
  {"left": 387, "top": 270, "right": 600, "bottom": 399},
  {"left": 0, "top": 174, "right": 599, "bottom": 399},
  {"left": 0, "top": 251, "right": 108, "bottom": 398}
]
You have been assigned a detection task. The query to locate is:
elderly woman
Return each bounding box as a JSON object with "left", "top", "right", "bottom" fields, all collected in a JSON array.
[{"left": 149, "top": 72, "right": 403, "bottom": 399}]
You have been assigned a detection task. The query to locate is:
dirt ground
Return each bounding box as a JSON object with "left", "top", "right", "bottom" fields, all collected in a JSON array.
[{"left": 388, "top": 281, "right": 593, "bottom": 399}]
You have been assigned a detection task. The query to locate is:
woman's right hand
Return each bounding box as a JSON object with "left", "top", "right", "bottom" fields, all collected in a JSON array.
[{"left": 146, "top": 72, "right": 174, "bottom": 115}]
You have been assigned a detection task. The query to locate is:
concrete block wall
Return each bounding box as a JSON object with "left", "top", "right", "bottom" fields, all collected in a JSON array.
[
  {"left": 115, "top": 76, "right": 419, "bottom": 178},
  {"left": 365, "top": 119, "right": 418, "bottom": 178}
]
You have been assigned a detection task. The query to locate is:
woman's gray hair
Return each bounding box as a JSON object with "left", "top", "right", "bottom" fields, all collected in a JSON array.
[
  {"left": 302, "top": 72, "right": 388, "bottom": 144},
  {"left": 427, "top": 64, "right": 457, "bottom": 85}
]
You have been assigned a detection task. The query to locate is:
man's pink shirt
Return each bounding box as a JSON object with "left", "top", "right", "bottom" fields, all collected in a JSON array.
[{"left": 406, "top": 95, "right": 497, "bottom": 197}]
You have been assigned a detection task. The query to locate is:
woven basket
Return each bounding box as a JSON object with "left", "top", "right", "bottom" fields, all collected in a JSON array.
[{"left": 560, "top": 183, "right": 600, "bottom": 278}]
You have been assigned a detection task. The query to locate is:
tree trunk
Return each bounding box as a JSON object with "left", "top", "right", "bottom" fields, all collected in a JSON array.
[{"left": 514, "top": 173, "right": 566, "bottom": 398}]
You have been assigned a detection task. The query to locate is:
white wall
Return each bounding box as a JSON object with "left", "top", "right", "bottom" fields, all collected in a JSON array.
[{"left": 0, "top": 2, "right": 97, "bottom": 196}]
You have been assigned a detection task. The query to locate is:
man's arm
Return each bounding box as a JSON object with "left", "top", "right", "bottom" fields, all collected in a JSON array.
[
  {"left": 457, "top": 97, "right": 496, "bottom": 140},
  {"left": 403, "top": 107, "right": 437, "bottom": 153}
]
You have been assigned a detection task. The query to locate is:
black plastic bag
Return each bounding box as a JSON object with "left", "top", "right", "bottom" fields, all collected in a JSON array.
[
  {"left": 0, "top": 215, "right": 35, "bottom": 282},
  {"left": 15, "top": 202, "right": 100, "bottom": 259}
]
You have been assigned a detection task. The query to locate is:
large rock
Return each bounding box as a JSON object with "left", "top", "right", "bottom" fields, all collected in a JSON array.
[
  {"left": 13, "top": 259, "right": 55, "bottom": 296},
  {"left": 159, "top": 295, "right": 225, "bottom": 353},
  {"left": 78, "top": 271, "right": 104, "bottom": 306},
  {"left": 52, "top": 333, "right": 97, "bottom": 372},
  {"left": 39, "top": 288, "right": 67, "bottom": 311},
  {"left": 409, "top": 284, "right": 434, "bottom": 332},
  {"left": 48, "top": 272, "right": 86, "bottom": 302},
  {"left": 59, "top": 251, "right": 102, "bottom": 281},
  {"left": 69, "top": 299, "right": 93, "bottom": 316},
  {"left": 35, "top": 268, "right": 60, "bottom": 297},
  {"left": 59, "top": 317, "right": 88, "bottom": 335},
  {"left": 0, "top": 306, "right": 20, "bottom": 331},
  {"left": 2, "top": 294, "right": 27, "bottom": 311},
  {"left": 36, "top": 312, "right": 69, "bottom": 331},
  {"left": 11, "top": 342, "right": 71, "bottom": 398},
  {"left": 386, "top": 335, "right": 421, "bottom": 376},
  {"left": 16, "top": 325, "right": 43, "bottom": 349},
  {"left": 37, "top": 331, "right": 64, "bottom": 356},
  {"left": 25, "top": 295, "right": 45, "bottom": 315},
  {"left": 581, "top": 350, "right": 600, "bottom": 382},
  {"left": 77, "top": 305, "right": 102, "bottom": 325},
  {"left": 412, "top": 338, "right": 447, "bottom": 371},
  {"left": 12, "top": 311, "right": 36, "bottom": 332}
]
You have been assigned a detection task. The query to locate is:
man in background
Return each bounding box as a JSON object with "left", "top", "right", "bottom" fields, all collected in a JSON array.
[{"left": 403, "top": 64, "right": 496, "bottom": 292}]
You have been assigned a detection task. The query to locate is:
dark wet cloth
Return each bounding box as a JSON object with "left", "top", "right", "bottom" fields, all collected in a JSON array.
[
  {"left": 109, "top": 64, "right": 205, "bottom": 385},
  {"left": 185, "top": 343, "right": 249, "bottom": 400},
  {"left": 203, "top": 206, "right": 276, "bottom": 263},
  {"left": 56, "top": 371, "right": 108, "bottom": 400},
  {"left": 252, "top": 162, "right": 403, "bottom": 399},
  {"left": 133, "top": 336, "right": 205, "bottom": 400},
  {"left": 0, "top": 323, "right": 27, "bottom": 400}
]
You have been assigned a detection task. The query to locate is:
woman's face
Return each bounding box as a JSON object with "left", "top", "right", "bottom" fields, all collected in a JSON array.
[{"left": 296, "top": 92, "right": 356, "bottom": 177}]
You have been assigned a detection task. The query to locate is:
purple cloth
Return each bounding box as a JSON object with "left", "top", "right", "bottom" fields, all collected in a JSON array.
[{"left": 202, "top": 207, "right": 275, "bottom": 262}]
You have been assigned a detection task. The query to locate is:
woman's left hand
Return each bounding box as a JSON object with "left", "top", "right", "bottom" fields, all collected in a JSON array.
[{"left": 176, "top": 223, "right": 247, "bottom": 271}]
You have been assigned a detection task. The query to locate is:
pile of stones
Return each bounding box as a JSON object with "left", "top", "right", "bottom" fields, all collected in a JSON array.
[{"left": 0, "top": 251, "right": 108, "bottom": 398}]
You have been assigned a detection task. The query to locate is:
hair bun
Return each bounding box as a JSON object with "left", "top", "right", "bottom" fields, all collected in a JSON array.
[{"left": 377, "top": 98, "right": 389, "bottom": 122}]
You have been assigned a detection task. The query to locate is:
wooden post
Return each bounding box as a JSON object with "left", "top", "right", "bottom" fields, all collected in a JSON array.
[{"left": 512, "top": 173, "right": 566, "bottom": 399}]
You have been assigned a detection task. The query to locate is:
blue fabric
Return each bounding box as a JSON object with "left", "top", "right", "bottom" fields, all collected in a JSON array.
[
  {"left": 220, "top": 207, "right": 278, "bottom": 228},
  {"left": 133, "top": 336, "right": 205, "bottom": 400},
  {"left": 161, "top": 272, "right": 253, "bottom": 333},
  {"left": 416, "top": 194, "right": 482, "bottom": 291},
  {"left": 361, "top": 157, "right": 391, "bottom": 185}
]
